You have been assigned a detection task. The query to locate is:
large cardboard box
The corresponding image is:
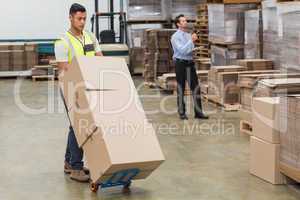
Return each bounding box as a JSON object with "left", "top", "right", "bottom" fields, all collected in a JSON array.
[
  {"left": 250, "top": 136, "right": 285, "bottom": 185},
  {"left": 59, "top": 56, "right": 165, "bottom": 184},
  {"left": 252, "top": 97, "right": 280, "bottom": 144}
]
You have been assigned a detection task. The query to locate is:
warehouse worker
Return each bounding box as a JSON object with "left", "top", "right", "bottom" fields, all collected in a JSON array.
[
  {"left": 171, "top": 14, "right": 208, "bottom": 120},
  {"left": 55, "top": 3, "right": 103, "bottom": 182}
]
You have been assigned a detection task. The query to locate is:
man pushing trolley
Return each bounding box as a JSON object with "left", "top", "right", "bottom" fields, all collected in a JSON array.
[{"left": 56, "top": 3, "right": 165, "bottom": 193}]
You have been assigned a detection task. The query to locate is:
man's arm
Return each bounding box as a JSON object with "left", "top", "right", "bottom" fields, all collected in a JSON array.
[
  {"left": 55, "top": 40, "right": 69, "bottom": 72},
  {"left": 171, "top": 34, "right": 195, "bottom": 55},
  {"left": 95, "top": 51, "right": 103, "bottom": 56},
  {"left": 57, "top": 62, "right": 69, "bottom": 72},
  {"left": 90, "top": 33, "right": 103, "bottom": 56}
]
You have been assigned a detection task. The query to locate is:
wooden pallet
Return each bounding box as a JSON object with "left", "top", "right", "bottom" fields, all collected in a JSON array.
[
  {"left": 240, "top": 120, "right": 252, "bottom": 135},
  {"left": 203, "top": 94, "right": 241, "bottom": 111},
  {"left": 280, "top": 162, "right": 300, "bottom": 183},
  {"left": 144, "top": 81, "right": 157, "bottom": 88},
  {"left": 32, "top": 75, "right": 55, "bottom": 81}
]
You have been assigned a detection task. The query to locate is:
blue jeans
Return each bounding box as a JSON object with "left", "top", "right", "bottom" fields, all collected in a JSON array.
[
  {"left": 65, "top": 126, "right": 84, "bottom": 170},
  {"left": 60, "top": 89, "right": 84, "bottom": 170}
]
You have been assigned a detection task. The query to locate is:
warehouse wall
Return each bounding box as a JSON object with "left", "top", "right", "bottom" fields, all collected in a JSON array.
[{"left": 0, "top": 0, "right": 121, "bottom": 41}]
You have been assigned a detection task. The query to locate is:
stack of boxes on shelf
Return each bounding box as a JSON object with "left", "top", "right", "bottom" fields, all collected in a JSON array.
[
  {"left": 0, "top": 43, "right": 38, "bottom": 72},
  {"left": 239, "top": 76, "right": 300, "bottom": 135},
  {"left": 244, "top": 9, "right": 262, "bottom": 59},
  {"left": 127, "top": 0, "right": 163, "bottom": 21},
  {"left": 207, "top": 65, "right": 246, "bottom": 109},
  {"left": 143, "top": 29, "right": 176, "bottom": 84},
  {"left": 207, "top": 59, "right": 275, "bottom": 110},
  {"left": 208, "top": 2, "right": 259, "bottom": 66},
  {"left": 262, "top": 0, "right": 280, "bottom": 67},
  {"left": 279, "top": 95, "right": 300, "bottom": 182}
]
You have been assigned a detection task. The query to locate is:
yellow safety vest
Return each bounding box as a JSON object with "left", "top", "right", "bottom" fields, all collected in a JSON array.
[{"left": 56, "top": 31, "right": 96, "bottom": 63}]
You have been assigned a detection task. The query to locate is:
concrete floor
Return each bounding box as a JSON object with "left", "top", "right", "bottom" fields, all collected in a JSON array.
[{"left": 1, "top": 76, "right": 300, "bottom": 200}]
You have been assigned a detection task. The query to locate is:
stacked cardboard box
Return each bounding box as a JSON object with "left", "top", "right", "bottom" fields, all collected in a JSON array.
[
  {"left": 262, "top": 0, "right": 280, "bottom": 67},
  {"left": 280, "top": 10, "right": 300, "bottom": 72},
  {"left": 171, "top": 0, "right": 200, "bottom": 20},
  {"left": 250, "top": 97, "right": 286, "bottom": 185},
  {"left": 255, "top": 78, "right": 300, "bottom": 97},
  {"left": 208, "top": 65, "right": 246, "bottom": 104},
  {"left": 130, "top": 47, "right": 145, "bottom": 74},
  {"left": 237, "top": 59, "right": 273, "bottom": 71},
  {"left": 0, "top": 43, "right": 38, "bottom": 71},
  {"left": 60, "top": 56, "right": 165, "bottom": 185},
  {"left": 244, "top": 9, "right": 261, "bottom": 59},
  {"left": 239, "top": 74, "right": 300, "bottom": 111},
  {"left": 143, "top": 29, "right": 176, "bottom": 83},
  {"left": 279, "top": 95, "right": 300, "bottom": 182},
  {"left": 208, "top": 3, "right": 257, "bottom": 44},
  {"left": 127, "top": 0, "right": 163, "bottom": 20},
  {"left": 208, "top": 4, "right": 258, "bottom": 66},
  {"left": 210, "top": 44, "right": 244, "bottom": 66}
]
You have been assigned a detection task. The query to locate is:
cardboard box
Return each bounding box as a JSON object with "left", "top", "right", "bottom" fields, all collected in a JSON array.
[
  {"left": 59, "top": 56, "right": 165, "bottom": 184},
  {"left": 250, "top": 136, "right": 285, "bottom": 185},
  {"left": 237, "top": 59, "right": 273, "bottom": 71},
  {"left": 252, "top": 97, "right": 280, "bottom": 144},
  {"left": 239, "top": 108, "right": 252, "bottom": 122},
  {"left": 279, "top": 95, "right": 300, "bottom": 180}
]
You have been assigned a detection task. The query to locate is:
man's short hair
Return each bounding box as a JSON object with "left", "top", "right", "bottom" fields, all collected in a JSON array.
[
  {"left": 69, "top": 3, "right": 86, "bottom": 15},
  {"left": 174, "top": 14, "right": 185, "bottom": 28}
]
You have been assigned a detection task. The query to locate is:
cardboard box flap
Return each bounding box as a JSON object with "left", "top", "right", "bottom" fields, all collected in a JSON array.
[
  {"left": 259, "top": 78, "right": 300, "bottom": 88},
  {"left": 62, "top": 56, "right": 131, "bottom": 91}
]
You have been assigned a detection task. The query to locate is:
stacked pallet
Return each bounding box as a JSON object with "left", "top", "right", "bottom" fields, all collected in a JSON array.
[
  {"left": 208, "top": 3, "right": 259, "bottom": 66},
  {"left": 31, "top": 65, "right": 55, "bottom": 81},
  {"left": 207, "top": 65, "right": 246, "bottom": 109},
  {"left": 237, "top": 59, "right": 273, "bottom": 70},
  {"left": 157, "top": 70, "right": 209, "bottom": 95},
  {"left": 244, "top": 9, "right": 262, "bottom": 59},
  {"left": 255, "top": 78, "right": 300, "bottom": 97},
  {"left": 130, "top": 47, "right": 145, "bottom": 75},
  {"left": 238, "top": 73, "right": 300, "bottom": 111},
  {"left": 238, "top": 73, "right": 300, "bottom": 135},
  {"left": 279, "top": 3, "right": 300, "bottom": 72},
  {"left": 143, "top": 29, "right": 176, "bottom": 85},
  {"left": 279, "top": 95, "right": 300, "bottom": 182},
  {"left": 193, "top": 3, "right": 210, "bottom": 59},
  {"left": 0, "top": 43, "right": 38, "bottom": 72},
  {"left": 262, "top": 0, "right": 281, "bottom": 67},
  {"left": 207, "top": 59, "right": 279, "bottom": 110}
]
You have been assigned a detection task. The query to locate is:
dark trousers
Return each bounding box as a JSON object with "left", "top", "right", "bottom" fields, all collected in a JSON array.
[
  {"left": 60, "top": 89, "right": 84, "bottom": 170},
  {"left": 175, "top": 59, "right": 203, "bottom": 117},
  {"left": 65, "top": 126, "right": 84, "bottom": 170}
]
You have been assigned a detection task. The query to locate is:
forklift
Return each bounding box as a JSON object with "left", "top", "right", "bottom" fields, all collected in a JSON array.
[{"left": 91, "top": 0, "right": 130, "bottom": 65}]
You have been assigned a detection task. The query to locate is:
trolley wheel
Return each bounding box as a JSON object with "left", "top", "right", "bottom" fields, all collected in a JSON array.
[
  {"left": 124, "top": 181, "right": 131, "bottom": 188},
  {"left": 122, "top": 182, "right": 131, "bottom": 193},
  {"left": 90, "top": 182, "right": 99, "bottom": 193}
]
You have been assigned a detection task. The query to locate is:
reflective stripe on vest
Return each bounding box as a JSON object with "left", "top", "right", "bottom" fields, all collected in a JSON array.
[{"left": 61, "top": 31, "right": 96, "bottom": 63}]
